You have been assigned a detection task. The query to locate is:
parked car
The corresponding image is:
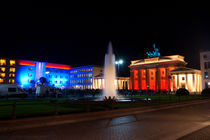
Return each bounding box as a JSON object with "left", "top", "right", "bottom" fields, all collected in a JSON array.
[{"left": 0, "top": 84, "right": 27, "bottom": 97}]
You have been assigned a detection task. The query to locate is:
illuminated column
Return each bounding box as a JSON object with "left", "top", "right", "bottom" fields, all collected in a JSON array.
[
  {"left": 185, "top": 73, "right": 188, "bottom": 90},
  {"left": 171, "top": 75, "right": 173, "bottom": 91},
  {"left": 138, "top": 70, "right": 142, "bottom": 90},
  {"left": 166, "top": 68, "right": 170, "bottom": 92},
  {"left": 196, "top": 74, "right": 198, "bottom": 93},
  {"left": 131, "top": 70, "right": 134, "bottom": 90},
  {"left": 177, "top": 74, "right": 179, "bottom": 89},
  {"left": 157, "top": 68, "right": 161, "bottom": 92},
  {"left": 174, "top": 75, "right": 177, "bottom": 90},
  {"left": 146, "top": 69, "right": 149, "bottom": 90},
  {"left": 192, "top": 74, "right": 195, "bottom": 93}
]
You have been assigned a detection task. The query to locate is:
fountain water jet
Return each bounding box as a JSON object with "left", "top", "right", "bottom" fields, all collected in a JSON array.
[{"left": 103, "top": 42, "right": 117, "bottom": 99}]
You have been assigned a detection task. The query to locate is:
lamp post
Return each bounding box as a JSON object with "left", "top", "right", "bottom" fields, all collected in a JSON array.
[{"left": 115, "top": 59, "right": 123, "bottom": 75}]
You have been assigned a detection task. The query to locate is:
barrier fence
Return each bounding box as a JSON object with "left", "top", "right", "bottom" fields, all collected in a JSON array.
[{"left": 0, "top": 95, "right": 207, "bottom": 120}]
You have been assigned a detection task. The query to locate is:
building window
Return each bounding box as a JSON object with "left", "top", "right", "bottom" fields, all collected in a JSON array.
[
  {"left": 29, "top": 67, "right": 33, "bottom": 71},
  {"left": 9, "top": 79, "right": 15, "bottom": 84},
  {"left": 182, "top": 77, "right": 185, "bottom": 80},
  {"left": 0, "top": 67, "right": 5, "bottom": 72},
  {"left": 9, "top": 74, "right": 15, "bottom": 78},
  {"left": 0, "top": 78, "right": 4, "bottom": 83},
  {"left": 0, "top": 73, "right": 5, "bottom": 78},
  {"left": 29, "top": 73, "right": 32, "bottom": 77},
  {"left": 9, "top": 68, "right": 15, "bottom": 72},
  {"left": 10, "top": 60, "right": 15, "bottom": 66},
  {"left": 205, "top": 72, "right": 208, "bottom": 79},
  {"left": 0, "top": 59, "right": 6, "bottom": 65},
  {"left": 205, "top": 62, "right": 208, "bottom": 69}
]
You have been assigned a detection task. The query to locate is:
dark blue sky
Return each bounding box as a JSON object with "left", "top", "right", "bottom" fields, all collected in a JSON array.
[{"left": 1, "top": 8, "right": 210, "bottom": 76}]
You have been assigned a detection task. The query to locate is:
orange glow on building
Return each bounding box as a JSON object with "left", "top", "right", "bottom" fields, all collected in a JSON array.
[
  {"left": 46, "top": 63, "right": 71, "bottom": 70},
  {"left": 18, "top": 60, "right": 36, "bottom": 66},
  {"left": 10, "top": 60, "right": 16, "bottom": 66},
  {"left": 133, "top": 70, "right": 139, "bottom": 90},
  {"left": 129, "top": 55, "right": 187, "bottom": 92}
]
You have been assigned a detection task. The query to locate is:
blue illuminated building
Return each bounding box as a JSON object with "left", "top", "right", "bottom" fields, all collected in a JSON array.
[
  {"left": 0, "top": 58, "right": 104, "bottom": 89},
  {"left": 15, "top": 61, "right": 36, "bottom": 88},
  {"left": 69, "top": 65, "right": 94, "bottom": 89},
  {"left": 14, "top": 60, "right": 71, "bottom": 89}
]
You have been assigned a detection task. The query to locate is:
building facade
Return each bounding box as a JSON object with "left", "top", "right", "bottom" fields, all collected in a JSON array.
[
  {"left": 93, "top": 75, "right": 130, "bottom": 90},
  {"left": 69, "top": 65, "right": 102, "bottom": 89},
  {"left": 0, "top": 58, "right": 16, "bottom": 84},
  {"left": 170, "top": 67, "right": 202, "bottom": 93},
  {"left": 1, "top": 58, "right": 129, "bottom": 90},
  {"left": 200, "top": 51, "right": 210, "bottom": 89},
  {"left": 129, "top": 55, "right": 202, "bottom": 93},
  {"left": 0, "top": 58, "right": 71, "bottom": 89}
]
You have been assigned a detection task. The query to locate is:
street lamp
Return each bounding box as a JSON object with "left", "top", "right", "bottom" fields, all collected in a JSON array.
[
  {"left": 115, "top": 59, "right": 123, "bottom": 90},
  {"left": 115, "top": 59, "right": 124, "bottom": 75}
]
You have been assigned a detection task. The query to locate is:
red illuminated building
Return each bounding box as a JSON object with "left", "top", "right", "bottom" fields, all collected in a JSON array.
[{"left": 129, "top": 55, "right": 187, "bottom": 92}]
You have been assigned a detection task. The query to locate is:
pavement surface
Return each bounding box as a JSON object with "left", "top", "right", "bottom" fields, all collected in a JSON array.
[{"left": 1, "top": 101, "right": 210, "bottom": 140}]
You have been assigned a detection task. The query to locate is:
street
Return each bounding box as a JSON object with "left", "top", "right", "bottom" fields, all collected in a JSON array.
[{"left": 1, "top": 101, "right": 210, "bottom": 140}]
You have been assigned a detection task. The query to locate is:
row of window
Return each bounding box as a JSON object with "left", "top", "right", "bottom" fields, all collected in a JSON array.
[
  {"left": 0, "top": 59, "right": 15, "bottom": 66},
  {"left": 70, "top": 68, "right": 93, "bottom": 73},
  {"left": 49, "top": 80, "right": 66, "bottom": 84},
  {"left": 0, "top": 78, "right": 15, "bottom": 84},
  {"left": 0, "top": 67, "right": 16, "bottom": 72},
  {"left": 0, "top": 73, "right": 14, "bottom": 78},
  {"left": 46, "top": 69, "right": 68, "bottom": 73},
  {"left": 70, "top": 79, "right": 92, "bottom": 84},
  {"left": 70, "top": 73, "right": 92, "bottom": 78},
  {"left": 46, "top": 74, "right": 68, "bottom": 79},
  {"left": 71, "top": 85, "right": 93, "bottom": 89}
]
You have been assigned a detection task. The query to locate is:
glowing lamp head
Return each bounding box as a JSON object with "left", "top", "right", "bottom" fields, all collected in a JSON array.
[
  {"left": 119, "top": 60, "right": 123, "bottom": 64},
  {"left": 45, "top": 71, "right": 50, "bottom": 74},
  {"left": 115, "top": 61, "right": 119, "bottom": 65}
]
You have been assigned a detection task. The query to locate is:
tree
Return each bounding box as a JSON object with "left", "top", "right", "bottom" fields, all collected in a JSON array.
[{"left": 39, "top": 77, "right": 47, "bottom": 85}]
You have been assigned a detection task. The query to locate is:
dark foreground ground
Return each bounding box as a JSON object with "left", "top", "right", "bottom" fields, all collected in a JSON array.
[{"left": 1, "top": 101, "right": 210, "bottom": 140}]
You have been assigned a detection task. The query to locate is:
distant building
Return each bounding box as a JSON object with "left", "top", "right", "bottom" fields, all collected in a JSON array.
[
  {"left": 0, "top": 58, "right": 16, "bottom": 84},
  {"left": 69, "top": 65, "right": 130, "bottom": 90},
  {"left": 69, "top": 65, "right": 102, "bottom": 89},
  {"left": 200, "top": 51, "right": 210, "bottom": 89},
  {"left": 0, "top": 58, "right": 129, "bottom": 90},
  {"left": 0, "top": 58, "right": 71, "bottom": 89},
  {"left": 93, "top": 74, "right": 130, "bottom": 90},
  {"left": 170, "top": 67, "right": 202, "bottom": 93},
  {"left": 129, "top": 55, "right": 202, "bottom": 93}
]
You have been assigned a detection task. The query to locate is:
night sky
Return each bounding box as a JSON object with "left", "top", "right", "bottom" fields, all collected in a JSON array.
[{"left": 1, "top": 8, "right": 210, "bottom": 76}]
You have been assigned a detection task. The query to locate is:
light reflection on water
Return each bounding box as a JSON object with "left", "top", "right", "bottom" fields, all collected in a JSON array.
[{"left": 73, "top": 97, "right": 152, "bottom": 102}]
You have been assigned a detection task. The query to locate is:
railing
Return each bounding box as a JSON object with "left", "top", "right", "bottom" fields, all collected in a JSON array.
[{"left": 0, "top": 95, "right": 207, "bottom": 120}]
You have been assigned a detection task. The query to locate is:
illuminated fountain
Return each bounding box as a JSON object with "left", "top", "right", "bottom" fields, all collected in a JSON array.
[{"left": 103, "top": 42, "right": 117, "bottom": 100}]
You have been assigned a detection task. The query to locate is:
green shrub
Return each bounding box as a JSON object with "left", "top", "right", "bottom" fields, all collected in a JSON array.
[
  {"left": 176, "top": 88, "right": 189, "bottom": 96},
  {"left": 201, "top": 88, "right": 210, "bottom": 96}
]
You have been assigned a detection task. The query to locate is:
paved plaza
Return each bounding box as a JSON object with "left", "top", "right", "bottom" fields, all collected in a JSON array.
[{"left": 1, "top": 101, "right": 210, "bottom": 140}]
